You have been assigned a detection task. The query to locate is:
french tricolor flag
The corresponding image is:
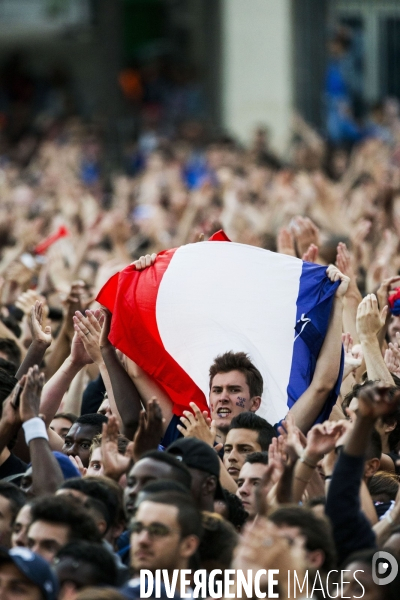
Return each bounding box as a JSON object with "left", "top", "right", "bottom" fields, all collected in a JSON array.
[{"left": 97, "top": 232, "right": 341, "bottom": 425}]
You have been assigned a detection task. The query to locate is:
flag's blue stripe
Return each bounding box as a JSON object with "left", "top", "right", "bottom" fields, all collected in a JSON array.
[{"left": 286, "top": 262, "right": 344, "bottom": 423}]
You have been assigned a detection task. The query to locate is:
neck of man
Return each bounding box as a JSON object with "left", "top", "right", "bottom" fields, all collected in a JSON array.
[
  {"left": 197, "top": 495, "right": 215, "bottom": 512},
  {"left": 0, "top": 446, "right": 10, "bottom": 467}
]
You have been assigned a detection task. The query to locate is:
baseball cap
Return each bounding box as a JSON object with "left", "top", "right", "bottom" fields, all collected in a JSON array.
[
  {"left": 0, "top": 547, "right": 58, "bottom": 600},
  {"left": 53, "top": 452, "right": 81, "bottom": 480},
  {"left": 167, "top": 438, "right": 225, "bottom": 500}
]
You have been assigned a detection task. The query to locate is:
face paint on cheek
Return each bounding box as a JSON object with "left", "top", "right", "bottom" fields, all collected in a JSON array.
[{"left": 236, "top": 397, "right": 246, "bottom": 408}]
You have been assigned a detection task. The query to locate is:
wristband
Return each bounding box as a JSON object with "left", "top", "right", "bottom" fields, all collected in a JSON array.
[{"left": 22, "top": 418, "right": 49, "bottom": 445}]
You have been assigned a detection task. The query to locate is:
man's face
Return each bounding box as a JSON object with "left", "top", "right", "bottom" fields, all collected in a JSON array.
[
  {"left": 236, "top": 462, "right": 269, "bottom": 519},
  {"left": 0, "top": 562, "right": 42, "bottom": 600},
  {"left": 61, "top": 424, "right": 98, "bottom": 468},
  {"left": 223, "top": 429, "right": 262, "bottom": 481},
  {"left": 131, "top": 501, "right": 184, "bottom": 572},
  {"left": 124, "top": 459, "right": 178, "bottom": 519},
  {"left": 27, "top": 520, "right": 70, "bottom": 563},
  {"left": 388, "top": 315, "right": 400, "bottom": 344},
  {"left": 50, "top": 417, "right": 74, "bottom": 440},
  {"left": 209, "top": 371, "right": 260, "bottom": 433},
  {"left": 0, "top": 496, "right": 15, "bottom": 549},
  {"left": 11, "top": 505, "right": 32, "bottom": 549},
  {"left": 86, "top": 447, "right": 104, "bottom": 477}
]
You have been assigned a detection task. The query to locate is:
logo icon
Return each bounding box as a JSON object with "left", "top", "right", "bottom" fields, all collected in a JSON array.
[{"left": 372, "top": 551, "right": 398, "bottom": 585}]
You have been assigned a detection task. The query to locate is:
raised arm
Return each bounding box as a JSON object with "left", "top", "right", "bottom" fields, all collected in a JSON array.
[
  {"left": 20, "top": 367, "right": 64, "bottom": 496},
  {"left": 16, "top": 301, "right": 52, "bottom": 380},
  {"left": 98, "top": 308, "right": 142, "bottom": 439},
  {"left": 326, "top": 384, "right": 400, "bottom": 563},
  {"left": 356, "top": 294, "right": 394, "bottom": 385},
  {"left": 289, "top": 265, "right": 349, "bottom": 433},
  {"left": 40, "top": 332, "right": 93, "bottom": 426}
]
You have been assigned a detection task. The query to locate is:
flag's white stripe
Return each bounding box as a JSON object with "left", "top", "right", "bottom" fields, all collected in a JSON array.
[{"left": 156, "top": 242, "right": 303, "bottom": 425}]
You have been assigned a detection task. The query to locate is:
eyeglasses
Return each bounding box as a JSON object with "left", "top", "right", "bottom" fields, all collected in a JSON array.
[{"left": 131, "top": 521, "right": 179, "bottom": 538}]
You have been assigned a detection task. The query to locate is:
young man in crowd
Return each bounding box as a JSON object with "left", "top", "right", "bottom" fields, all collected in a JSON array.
[
  {"left": 236, "top": 452, "right": 269, "bottom": 522},
  {"left": 167, "top": 437, "right": 225, "bottom": 511},
  {"left": 0, "top": 547, "right": 58, "bottom": 600},
  {"left": 223, "top": 413, "right": 276, "bottom": 481},
  {"left": 125, "top": 491, "right": 202, "bottom": 597},
  {"left": 124, "top": 451, "right": 192, "bottom": 521},
  {"left": 130, "top": 257, "right": 348, "bottom": 446},
  {"left": 49, "top": 413, "right": 77, "bottom": 441},
  {"left": 26, "top": 496, "right": 102, "bottom": 563},
  {"left": 61, "top": 413, "right": 108, "bottom": 468}
]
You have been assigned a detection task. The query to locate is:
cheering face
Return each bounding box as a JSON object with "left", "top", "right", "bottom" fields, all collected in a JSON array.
[{"left": 209, "top": 371, "right": 260, "bottom": 433}]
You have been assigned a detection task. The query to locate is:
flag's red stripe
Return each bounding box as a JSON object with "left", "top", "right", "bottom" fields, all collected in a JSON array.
[{"left": 96, "top": 248, "right": 209, "bottom": 416}]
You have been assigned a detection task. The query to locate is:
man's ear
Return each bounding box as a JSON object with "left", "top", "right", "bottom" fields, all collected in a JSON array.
[
  {"left": 180, "top": 535, "right": 200, "bottom": 559},
  {"left": 364, "top": 457, "right": 380, "bottom": 478},
  {"left": 250, "top": 396, "right": 261, "bottom": 412},
  {"left": 384, "top": 421, "right": 397, "bottom": 434},
  {"left": 202, "top": 475, "right": 217, "bottom": 497},
  {"left": 307, "top": 549, "right": 325, "bottom": 570}
]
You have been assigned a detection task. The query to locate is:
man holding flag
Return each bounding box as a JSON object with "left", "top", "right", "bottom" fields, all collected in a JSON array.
[{"left": 97, "top": 234, "right": 349, "bottom": 445}]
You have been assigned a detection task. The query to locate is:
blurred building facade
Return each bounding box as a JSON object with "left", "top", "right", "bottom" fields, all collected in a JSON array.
[{"left": 0, "top": 0, "right": 399, "bottom": 153}]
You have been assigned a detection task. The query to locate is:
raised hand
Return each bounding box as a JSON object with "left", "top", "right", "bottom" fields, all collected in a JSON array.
[
  {"left": 19, "top": 366, "right": 45, "bottom": 423},
  {"left": 62, "top": 280, "right": 95, "bottom": 340},
  {"left": 69, "top": 330, "right": 93, "bottom": 367},
  {"left": 356, "top": 294, "right": 387, "bottom": 341},
  {"left": 384, "top": 336, "right": 400, "bottom": 375},
  {"left": 29, "top": 301, "right": 52, "bottom": 347},
  {"left": 357, "top": 383, "right": 400, "bottom": 420},
  {"left": 326, "top": 264, "right": 350, "bottom": 298},
  {"left": 69, "top": 455, "right": 87, "bottom": 477},
  {"left": 277, "top": 227, "right": 296, "bottom": 257},
  {"left": 132, "top": 397, "right": 164, "bottom": 462},
  {"left": 99, "top": 307, "right": 113, "bottom": 350},
  {"left": 302, "top": 243, "right": 319, "bottom": 263},
  {"left": 290, "top": 216, "right": 320, "bottom": 258},
  {"left": 101, "top": 416, "right": 131, "bottom": 480},
  {"left": 304, "top": 421, "right": 347, "bottom": 463},
  {"left": 233, "top": 517, "right": 306, "bottom": 595},
  {"left": 342, "top": 332, "right": 362, "bottom": 379},
  {"left": 278, "top": 413, "right": 305, "bottom": 461},
  {"left": 177, "top": 402, "right": 216, "bottom": 447},
  {"left": 377, "top": 275, "right": 400, "bottom": 312},
  {"left": 16, "top": 290, "right": 48, "bottom": 317},
  {"left": 132, "top": 254, "right": 157, "bottom": 271},
  {"left": 73, "top": 309, "right": 103, "bottom": 365}
]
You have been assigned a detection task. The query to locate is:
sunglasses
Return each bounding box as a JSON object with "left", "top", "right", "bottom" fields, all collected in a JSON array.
[{"left": 131, "top": 521, "right": 180, "bottom": 538}]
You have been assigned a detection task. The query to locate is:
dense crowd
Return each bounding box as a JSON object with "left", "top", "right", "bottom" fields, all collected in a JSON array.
[{"left": 0, "top": 100, "right": 399, "bottom": 600}]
